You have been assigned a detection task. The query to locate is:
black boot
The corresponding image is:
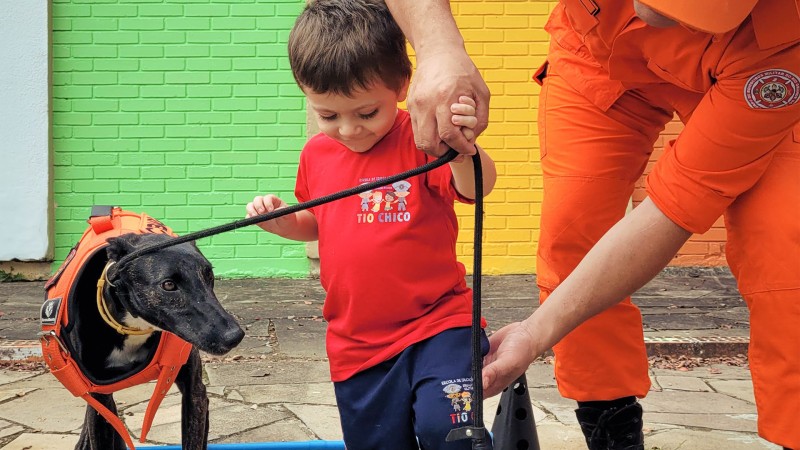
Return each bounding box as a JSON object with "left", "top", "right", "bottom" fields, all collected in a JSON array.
[{"left": 575, "top": 401, "right": 644, "bottom": 450}]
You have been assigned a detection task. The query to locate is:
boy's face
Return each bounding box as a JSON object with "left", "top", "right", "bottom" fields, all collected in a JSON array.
[{"left": 304, "top": 80, "right": 409, "bottom": 153}]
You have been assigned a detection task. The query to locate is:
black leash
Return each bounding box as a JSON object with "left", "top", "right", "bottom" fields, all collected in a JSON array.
[
  {"left": 116, "top": 149, "right": 458, "bottom": 268},
  {"left": 114, "top": 147, "right": 492, "bottom": 449},
  {"left": 446, "top": 152, "right": 492, "bottom": 449}
]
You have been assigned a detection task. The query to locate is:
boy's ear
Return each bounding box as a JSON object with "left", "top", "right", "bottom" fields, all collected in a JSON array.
[{"left": 397, "top": 79, "right": 410, "bottom": 102}]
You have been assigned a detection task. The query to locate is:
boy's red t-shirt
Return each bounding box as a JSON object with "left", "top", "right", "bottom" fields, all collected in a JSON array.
[{"left": 295, "top": 109, "right": 479, "bottom": 382}]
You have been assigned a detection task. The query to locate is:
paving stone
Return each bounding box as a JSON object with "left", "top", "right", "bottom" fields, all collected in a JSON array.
[
  {"left": 1, "top": 372, "right": 59, "bottom": 390},
  {"left": 226, "top": 389, "right": 245, "bottom": 401},
  {"left": 125, "top": 394, "right": 291, "bottom": 445},
  {"left": 216, "top": 418, "right": 318, "bottom": 443},
  {"left": 485, "top": 307, "right": 537, "bottom": 327},
  {"left": 646, "top": 412, "right": 759, "bottom": 433},
  {"left": 644, "top": 428, "right": 779, "bottom": 449},
  {"left": 651, "top": 364, "right": 750, "bottom": 379},
  {"left": 1, "top": 432, "right": 80, "bottom": 450},
  {"left": 484, "top": 395, "right": 548, "bottom": 432},
  {"left": 235, "top": 382, "right": 336, "bottom": 406},
  {"left": 707, "top": 378, "right": 756, "bottom": 404},
  {"left": 0, "top": 386, "right": 37, "bottom": 403},
  {"left": 284, "top": 404, "right": 343, "bottom": 441},
  {"left": 0, "top": 387, "right": 86, "bottom": 432},
  {"left": 528, "top": 386, "right": 579, "bottom": 425},
  {"left": 643, "top": 390, "right": 755, "bottom": 414},
  {"left": 205, "top": 358, "right": 330, "bottom": 387},
  {"left": 226, "top": 335, "right": 274, "bottom": 358},
  {"left": 704, "top": 363, "right": 752, "bottom": 380},
  {"left": 207, "top": 385, "right": 226, "bottom": 396},
  {"left": 113, "top": 380, "right": 178, "bottom": 410},
  {"left": 0, "top": 423, "right": 24, "bottom": 439},
  {"left": 654, "top": 375, "right": 713, "bottom": 392},
  {"left": 524, "top": 361, "right": 558, "bottom": 388},
  {"left": 523, "top": 419, "right": 586, "bottom": 450},
  {"left": 274, "top": 318, "right": 327, "bottom": 358},
  {"left": 0, "top": 370, "right": 39, "bottom": 386}
]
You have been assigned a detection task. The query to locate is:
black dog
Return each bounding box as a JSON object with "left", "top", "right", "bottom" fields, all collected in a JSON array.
[{"left": 69, "top": 232, "right": 245, "bottom": 450}]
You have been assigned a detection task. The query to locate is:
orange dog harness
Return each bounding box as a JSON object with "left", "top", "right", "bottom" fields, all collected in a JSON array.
[{"left": 39, "top": 206, "right": 193, "bottom": 450}]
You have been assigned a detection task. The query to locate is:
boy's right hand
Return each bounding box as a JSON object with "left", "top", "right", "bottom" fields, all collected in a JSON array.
[
  {"left": 449, "top": 96, "right": 479, "bottom": 163},
  {"left": 246, "top": 194, "right": 292, "bottom": 234}
]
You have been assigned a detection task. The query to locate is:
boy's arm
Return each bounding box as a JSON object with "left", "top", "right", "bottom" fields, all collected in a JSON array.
[
  {"left": 280, "top": 210, "right": 319, "bottom": 242},
  {"left": 449, "top": 145, "right": 496, "bottom": 200},
  {"left": 385, "top": 0, "right": 489, "bottom": 157},
  {"left": 246, "top": 195, "right": 319, "bottom": 241}
]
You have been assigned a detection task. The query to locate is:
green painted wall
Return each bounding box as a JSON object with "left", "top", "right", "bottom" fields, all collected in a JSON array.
[{"left": 51, "top": 0, "right": 309, "bottom": 278}]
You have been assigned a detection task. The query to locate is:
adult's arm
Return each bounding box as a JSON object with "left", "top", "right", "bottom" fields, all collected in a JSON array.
[
  {"left": 385, "top": 0, "right": 490, "bottom": 156},
  {"left": 482, "top": 198, "right": 692, "bottom": 397}
]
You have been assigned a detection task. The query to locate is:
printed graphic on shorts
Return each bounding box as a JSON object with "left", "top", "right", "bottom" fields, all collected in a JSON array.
[
  {"left": 356, "top": 178, "right": 412, "bottom": 224},
  {"left": 441, "top": 378, "right": 474, "bottom": 425},
  {"left": 744, "top": 69, "right": 800, "bottom": 109}
]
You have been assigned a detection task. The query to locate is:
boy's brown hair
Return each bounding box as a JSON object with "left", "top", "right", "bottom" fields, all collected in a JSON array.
[{"left": 288, "top": 0, "right": 413, "bottom": 96}]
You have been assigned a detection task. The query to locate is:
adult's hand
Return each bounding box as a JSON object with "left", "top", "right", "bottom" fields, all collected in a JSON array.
[
  {"left": 483, "top": 198, "right": 693, "bottom": 397},
  {"left": 410, "top": 50, "right": 489, "bottom": 156},
  {"left": 482, "top": 321, "right": 541, "bottom": 397},
  {"left": 385, "top": 0, "right": 490, "bottom": 157}
]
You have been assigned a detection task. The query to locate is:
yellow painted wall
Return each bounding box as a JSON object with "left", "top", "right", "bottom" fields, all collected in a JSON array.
[{"left": 447, "top": 0, "right": 556, "bottom": 275}]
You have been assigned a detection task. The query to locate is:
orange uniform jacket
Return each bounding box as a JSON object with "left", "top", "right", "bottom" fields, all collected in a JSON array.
[
  {"left": 40, "top": 208, "right": 192, "bottom": 450},
  {"left": 542, "top": 0, "right": 800, "bottom": 236}
]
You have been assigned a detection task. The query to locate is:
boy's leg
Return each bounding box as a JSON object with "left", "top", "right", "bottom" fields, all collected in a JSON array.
[
  {"left": 537, "top": 70, "right": 672, "bottom": 448},
  {"left": 724, "top": 130, "right": 800, "bottom": 449},
  {"left": 411, "top": 327, "right": 490, "bottom": 450},
  {"left": 334, "top": 357, "right": 418, "bottom": 450}
]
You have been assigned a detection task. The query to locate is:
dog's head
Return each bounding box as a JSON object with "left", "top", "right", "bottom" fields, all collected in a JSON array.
[{"left": 104, "top": 233, "right": 245, "bottom": 355}]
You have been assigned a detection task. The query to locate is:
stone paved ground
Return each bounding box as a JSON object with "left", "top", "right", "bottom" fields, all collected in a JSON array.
[{"left": 0, "top": 269, "right": 771, "bottom": 449}]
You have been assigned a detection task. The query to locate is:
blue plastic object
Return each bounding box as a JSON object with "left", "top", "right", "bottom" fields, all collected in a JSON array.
[{"left": 137, "top": 441, "right": 345, "bottom": 449}]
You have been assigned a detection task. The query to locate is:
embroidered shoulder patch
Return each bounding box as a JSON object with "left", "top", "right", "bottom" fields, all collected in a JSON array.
[
  {"left": 744, "top": 69, "right": 800, "bottom": 109},
  {"left": 41, "top": 298, "right": 62, "bottom": 326}
]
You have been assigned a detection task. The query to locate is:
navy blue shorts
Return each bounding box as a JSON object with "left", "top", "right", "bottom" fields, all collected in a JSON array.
[{"left": 333, "top": 327, "right": 490, "bottom": 450}]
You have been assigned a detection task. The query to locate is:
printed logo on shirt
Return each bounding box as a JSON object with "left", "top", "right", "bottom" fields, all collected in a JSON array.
[
  {"left": 744, "top": 69, "right": 800, "bottom": 109},
  {"left": 441, "top": 378, "right": 474, "bottom": 424},
  {"left": 356, "top": 179, "right": 412, "bottom": 224}
]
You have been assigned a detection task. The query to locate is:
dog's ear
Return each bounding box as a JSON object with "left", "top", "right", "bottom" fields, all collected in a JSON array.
[{"left": 105, "top": 233, "right": 145, "bottom": 261}]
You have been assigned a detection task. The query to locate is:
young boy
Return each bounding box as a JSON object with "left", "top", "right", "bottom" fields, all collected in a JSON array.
[{"left": 246, "top": 1, "right": 497, "bottom": 448}]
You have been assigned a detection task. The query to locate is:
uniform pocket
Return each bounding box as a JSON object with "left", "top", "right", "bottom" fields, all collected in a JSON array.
[
  {"left": 562, "top": 0, "right": 599, "bottom": 36},
  {"left": 533, "top": 61, "right": 549, "bottom": 86},
  {"left": 646, "top": 59, "right": 705, "bottom": 93}
]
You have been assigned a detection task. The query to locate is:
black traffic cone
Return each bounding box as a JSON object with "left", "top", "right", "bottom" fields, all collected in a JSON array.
[{"left": 490, "top": 374, "right": 541, "bottom": 450}]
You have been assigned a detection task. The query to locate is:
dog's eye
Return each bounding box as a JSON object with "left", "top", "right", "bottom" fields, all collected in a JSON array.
[{"left": 161, "top": 280, "right": 177, "bottom": 291}]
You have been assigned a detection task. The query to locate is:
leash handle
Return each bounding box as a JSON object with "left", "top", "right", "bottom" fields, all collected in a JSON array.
[{"left": 116, "top": 149, "right": 459, "bottom": 268}]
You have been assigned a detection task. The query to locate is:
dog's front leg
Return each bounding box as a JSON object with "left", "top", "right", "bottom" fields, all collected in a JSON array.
[
  {"left": 175, "top": 347, "right": 210, "bottom": 449},
  {"left": 75, "top": 393, "right": 127, "bottom": 450}
]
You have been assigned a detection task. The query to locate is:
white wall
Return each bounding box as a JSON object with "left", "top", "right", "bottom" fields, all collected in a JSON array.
[{"left": 0, "top": 0, "right": 51, "bottom": 261}]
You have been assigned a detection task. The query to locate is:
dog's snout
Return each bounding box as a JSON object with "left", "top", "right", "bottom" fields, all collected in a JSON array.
[{"left": 224, "top": 326, "right": 245, "bottom": 348}]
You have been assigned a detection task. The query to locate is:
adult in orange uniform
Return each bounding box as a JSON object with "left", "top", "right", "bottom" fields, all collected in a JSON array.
[{"left": 386, "top": 0, "right": 800, "bottom": 448}]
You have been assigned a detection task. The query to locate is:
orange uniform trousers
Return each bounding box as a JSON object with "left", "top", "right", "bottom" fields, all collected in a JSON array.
[{"left": 536, "top": 47, "right": 800, "bottom": 450}]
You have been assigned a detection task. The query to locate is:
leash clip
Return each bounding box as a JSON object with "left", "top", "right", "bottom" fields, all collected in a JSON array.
[{"left": 38, "top": 330, "right": 69, "bottom": 355}]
